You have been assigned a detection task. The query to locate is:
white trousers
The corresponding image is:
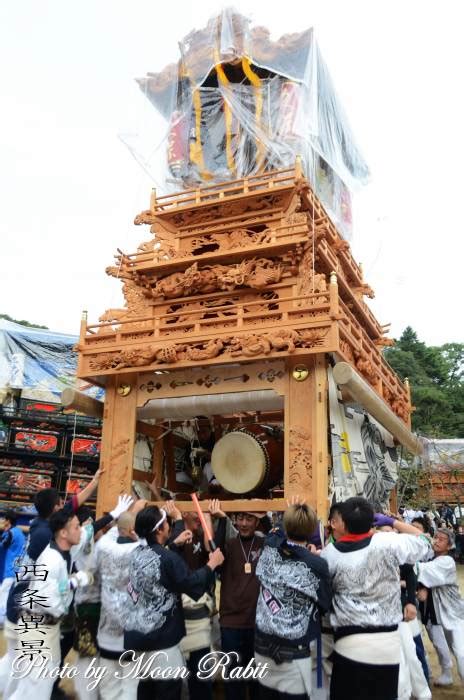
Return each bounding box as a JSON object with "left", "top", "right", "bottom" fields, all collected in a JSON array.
[
  {"left": 426, "top": 622, "right": 453, "bottom": 671},
  {"left": 98, "top": 657, "right": 139, "bottom": 700},
  {"left": 255, "top": 652, "right": 312, "bottom": 696},
  {"left": 442, "top": 625, "right": 464, "bottom": 679},
  {"left": 0, "top": 577, "right": 14, "bottom": 624},
  {"left": 73, "top": 655, "right": 99, "bottom": 700},
  {"left": 398, "top": 621, "right": 431, "bottom": 700},
  {"left": 6, "top": 619, "right": 61, "bottom": 700},
  {"left": 0, "top": 619, "right": 20, "bottom": 697},
  {"left": 309, "top": 633, "right": 332, "bottom": 700}
]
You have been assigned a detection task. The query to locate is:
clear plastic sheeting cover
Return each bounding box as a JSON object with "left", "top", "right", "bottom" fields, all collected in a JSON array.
[
  {"left": 0, "top": 319, "right": 103, "bottom": 402},
  {"left": 423, "top": 439, "right": 464, "bottom": 469},
  {"left": 134, "top": 8, "right": 369, "bottom": 238}
]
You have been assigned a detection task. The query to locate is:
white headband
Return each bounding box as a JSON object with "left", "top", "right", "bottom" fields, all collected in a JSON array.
[{"left": 152, "top": 509, "right": 167, "bottom": 533}]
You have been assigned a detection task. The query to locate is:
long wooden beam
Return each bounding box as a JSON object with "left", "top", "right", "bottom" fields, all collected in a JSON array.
[
  {"left": 60, "top": 388, "right": 159, "bottom": 437},
  {"left": 147, "top": 499, "right": 286, "bottom": 513},
  {"left": 332, "top": 362, "right": 425, "bottom": 455},
  {"left": 61, "top": 388, "right": 103, "bottom": 418}
]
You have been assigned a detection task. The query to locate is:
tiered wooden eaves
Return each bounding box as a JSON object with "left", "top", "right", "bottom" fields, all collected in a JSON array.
[{"left": 76, "top": 162, "right": 410, "bottom": 426}]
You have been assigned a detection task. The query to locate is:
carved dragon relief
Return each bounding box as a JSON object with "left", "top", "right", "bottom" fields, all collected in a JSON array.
[
  {"left": 88, "top": 327, "right": 329, "bottom": 372},
  {"left": 189, "top": 228, "right": 273, "bottom": 255},
  {"left": 135, "top": 222, "right": 275, "bottom": 265},
  {"left": 97, "top": 267, "right": 153, "bottom": 332},
  {"left": 100, "top": 191, "right": 306, "bottom": 325},
  {"left": 96, "top": 253, "right": 289, "bottom": 333},
  {"left": 151, "top": 257, "right": 285, "bottom": 300}
]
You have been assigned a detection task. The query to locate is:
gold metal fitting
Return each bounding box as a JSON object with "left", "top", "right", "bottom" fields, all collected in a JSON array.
[
  {"left": 292, "top": 365, "right": 309, "bottom": 382},
  {"left": 117, "top": 383, "right": 132, "bottom": 397}
]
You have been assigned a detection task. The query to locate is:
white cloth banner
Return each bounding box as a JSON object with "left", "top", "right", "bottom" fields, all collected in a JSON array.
[{"left": 328, "top": 367, "right": 398, "bottom": 509}]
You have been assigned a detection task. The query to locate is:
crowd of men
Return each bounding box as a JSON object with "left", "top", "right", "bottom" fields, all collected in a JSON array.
[{"left": 0, "top": 477, "right": 463, "bottom": 700}]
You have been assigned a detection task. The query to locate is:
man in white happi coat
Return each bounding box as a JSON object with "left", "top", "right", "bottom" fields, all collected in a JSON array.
[
  {"left": 92, "top": 509, "right": 142, "bottom": 700},
  {"left": 417, "top": 528, "right": 464, "bottom": 687},
  {"left": 4, "top": 508, "right": 94, "bottom": 700},
  {"left": 321, "top": 498, "right": 432, "bottom": 700}
]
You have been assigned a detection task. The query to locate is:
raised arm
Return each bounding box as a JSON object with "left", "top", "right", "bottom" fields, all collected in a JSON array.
[
  {"left": 164, "top": 500, "right": 185, "bottom": 546},
  {"left": 374, "top": 513, "right": 426, "bottom": 536},
  {"left": 75, "top": 468, "right": 105, "bottom": 508},
  {"left": 208, "top": 499, "right": 228, "bottom": 550}
]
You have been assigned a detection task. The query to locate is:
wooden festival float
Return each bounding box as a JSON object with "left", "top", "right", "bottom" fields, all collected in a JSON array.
[{"left": 70, "top": 10, "right": 422, "bottom": 516}]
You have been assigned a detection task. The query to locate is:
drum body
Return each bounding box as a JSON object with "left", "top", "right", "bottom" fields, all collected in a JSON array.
[{"left": 211, "top": 424, "right": 283, "bottom": 495}]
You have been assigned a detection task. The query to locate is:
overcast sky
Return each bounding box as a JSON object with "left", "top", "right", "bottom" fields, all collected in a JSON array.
[{"left": 1, "top": 0, "right": 463, "bottom": 346}]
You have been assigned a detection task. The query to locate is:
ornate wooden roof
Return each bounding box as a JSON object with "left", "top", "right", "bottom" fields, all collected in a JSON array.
[{"left": 76, "top": 162, "right": 410, "bottom": 424}]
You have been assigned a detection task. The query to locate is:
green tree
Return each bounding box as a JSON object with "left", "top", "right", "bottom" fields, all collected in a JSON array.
[
  {"left": 0, "top": 313, "right": 48, "bottom": 330},
  {"left": 385, "top": 327, "right": 464, "bottom": 438}
]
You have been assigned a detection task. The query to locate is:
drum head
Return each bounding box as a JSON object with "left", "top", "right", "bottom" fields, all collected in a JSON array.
[{"left": 211, "top": 431, "right": 267, "bottom": 494}]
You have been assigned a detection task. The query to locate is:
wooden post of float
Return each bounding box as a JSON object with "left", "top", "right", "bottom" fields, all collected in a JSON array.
[
  {"left": 329, "top": 271, "right": 339, "bottom": 317},
  {"left": 314, "top": 355, "right": 329, "bottom": 518},
  {"left": 97, "top": 374, "right": 138, "bottom": 516},
  {"left": 404, "top": 377, "right": 412, "bottom": 429},
  {"left": 150, "top": 188, "right": 157, "bottom": 212},
  {"left": 76, "top": 311, "right": 88, "bottom": 377},
  {"left": 285, "top": 357, "right": 316, "bottom": 509},
  {"left": 329, "top": 271, "right": 340, "bottom": 350}
]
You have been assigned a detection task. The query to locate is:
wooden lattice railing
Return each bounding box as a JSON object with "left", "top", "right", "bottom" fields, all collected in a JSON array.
[{"left": 152, "top": 165, "right": 299, "bottom": 213}]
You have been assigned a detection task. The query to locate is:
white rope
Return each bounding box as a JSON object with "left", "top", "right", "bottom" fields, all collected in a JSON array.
[
  {"left": 311, "top": 164, "right": 316, "bottom": 293},
  {"left": 64, "top": 410, "right": 78, "bottom": 501}
]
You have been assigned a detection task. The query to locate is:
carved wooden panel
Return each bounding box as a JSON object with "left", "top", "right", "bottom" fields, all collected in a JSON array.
[
  {"left": 284, "top": 357, "right": 319, "bottom": 507},
  {"left": 288, "top": 426, "right": 313, "bottom": 493},
  {"left": 137, "top": 360, "right": 287, "bottom": 405},
  {"left": 83, "top": 325, "right": 333, "bottom": 375},
  {"left": 78, "top": 165, "right": 411, "bottom": 430},
  {"left": 97, "top": 375, "right": 138, "bottom": 514}
]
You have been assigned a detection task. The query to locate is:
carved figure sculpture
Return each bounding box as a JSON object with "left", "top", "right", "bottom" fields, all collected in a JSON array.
[
  {"left": 154, "top": 270, "right": 186, "bottom": 298},
  {"left": 134, "top": 210, "right": 155, "bottom": 226},
  {"left": 355, "top": 351, "right": 379, "bottom": 386},
  {"left": 247, "top": 258, "right": 283, "bottom": 289},
  {"left": 268, "top": 329, "right": 299, "bottom": 352},
  {"left": 185, "top": 339, "right": 224, "bottom": 360},
  {"left": 193, "top": 266, "right": 218, "bottom": 293},
  {"left": 219, "top": 259, "right": 255, "bottom": 291},
  {"left": 98, "top": 309, "right": 127, "bottom": 324},
  {"left": 210, "top": 228, "right": 271, "bottom": 250},
  {"left": 155, "top": 344, "right": 182, "bottom": 364},
  {"left": 230, "top": 334, "right": 272, "bottom": 357},
  {"left": 297, "top": 328, "right": 329, "bottom": 347},
  {"left": 152, "top": 257, "right": 283, "bottom": 300}
]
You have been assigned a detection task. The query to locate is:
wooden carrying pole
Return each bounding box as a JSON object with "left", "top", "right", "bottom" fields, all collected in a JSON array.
[
  {"left": 61, "top": 388, "right": 160, "bottom": 439},
  {"left": 332, "top": 362, "right": 424, "bottom": 456},
  {"left": 61, "top": 388, "right": 104, "bottom": 418}
]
